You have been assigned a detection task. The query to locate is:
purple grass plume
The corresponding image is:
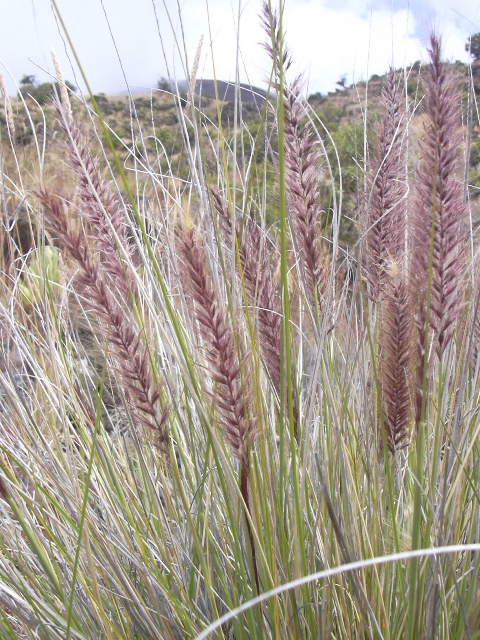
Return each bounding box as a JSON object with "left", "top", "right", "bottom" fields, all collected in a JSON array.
[
  {"left": 410, "top": 33, "right": 467, "bottom": 425},
  {"left": 177, "top": 222, "right": 259, "bottom": 591},
  {"left": 378, "top": 263, "right": 413, "bottom": 453},
  {"left": 211, "top": 186, "right": 282, "bottom": 399},
  {"left": 56, "top": 103, "right": 137, "bottom": 300},
  {"left": 177, "top": 223, "right": 257, "bottom": 463},
  {"left": 35, "top": 189, "right": 169, "bottom": 451},
  {"left": 261, "top": 1, "right": 331, "bottom": 314},
  {"left": 211, "top": 186, "right": 300, "bottom": 439},
  {"left": 362, "top": 69, "right": 407, "bottom": 302},
  {"left": 411, "top": 33, "right": 466, "bottom": 355}
]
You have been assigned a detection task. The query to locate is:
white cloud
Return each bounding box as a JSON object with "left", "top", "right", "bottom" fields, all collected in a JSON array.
[
  {"left": 177, "top": 0, "right": 471, "bottom": 97},
  {"left": 422, "top": 0, "right": 480, "bottom": 27},
  {"left": 0, "top": 0, "right": 476, "bottom": 98},
  {"left": 280, "top": 2, "right": 421, "bottom": 92},
  {"left": 174, "top": 1, "right": 268, "bottom": 85},
  {"left": 177, "top": 1, "right": 424, "bottom": 93},
  {"left": 173, "top": 1, "right": 414, "bottom": 94}
]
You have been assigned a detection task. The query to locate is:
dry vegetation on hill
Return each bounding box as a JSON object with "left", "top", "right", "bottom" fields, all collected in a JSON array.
[{"left": 4, "top": 56, "right": 480, "bottom": 239}]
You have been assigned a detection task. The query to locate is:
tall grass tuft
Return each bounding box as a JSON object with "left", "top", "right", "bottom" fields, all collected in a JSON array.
[{"left": 0, "top": 4, "right": 479, "bottom": 639}]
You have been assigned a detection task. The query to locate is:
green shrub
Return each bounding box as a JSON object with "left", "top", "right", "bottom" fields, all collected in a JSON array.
[{"left": 19, "top": 80, "right": 76, "bottom": 105}]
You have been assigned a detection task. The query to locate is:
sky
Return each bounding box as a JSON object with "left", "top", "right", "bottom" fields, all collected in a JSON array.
[{"left": 1, "top": 0, "right": 480, "bottom": 99}]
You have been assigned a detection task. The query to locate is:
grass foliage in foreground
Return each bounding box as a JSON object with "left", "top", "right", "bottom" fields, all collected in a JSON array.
[{"left": 0, "top": 3, "right": 480, "bottom": 638}]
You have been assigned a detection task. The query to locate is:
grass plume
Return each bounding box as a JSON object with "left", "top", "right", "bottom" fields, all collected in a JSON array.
[
  {"left": 36, "top": 160, "right": 168, "bottom": 449},
  {"left": 177, "top": 222, "right": 259, "bottom": 591},
  {"left": 411, "top": 33, "right": 467, "bottom": 354},
  {"left": 362, "top": 69, "right": 406, "bottom": 301},
  {"left": 261, "top": 1, "right": 331, "bottom": 317},
  {"left": 378, "top": 264, "right": 413, "bottom": 452}
]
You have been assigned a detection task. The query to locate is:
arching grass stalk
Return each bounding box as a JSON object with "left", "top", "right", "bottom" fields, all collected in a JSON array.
[{"left": 195, "top": 544, "right": 480, "bottom": 640}]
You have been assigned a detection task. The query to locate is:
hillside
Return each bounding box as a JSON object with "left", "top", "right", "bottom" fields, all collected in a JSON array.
[{"left": 2, "top": 59, "right": 480, "bottom": 248}]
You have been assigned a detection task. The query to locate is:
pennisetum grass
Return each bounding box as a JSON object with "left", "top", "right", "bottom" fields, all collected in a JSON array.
[
  {"left": 361, "top": 68, "right": 406, "bottom": 303},
  {"left": 0, "top": 2, "right": 479, "bottom": 638},
  {"left": 261, "top": 1, "right": 332, "bottom": 328}
]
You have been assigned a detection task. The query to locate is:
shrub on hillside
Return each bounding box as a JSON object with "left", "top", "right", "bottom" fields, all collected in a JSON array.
[{"left": 19, "top": 77, "right": 76, "bottom": 105}]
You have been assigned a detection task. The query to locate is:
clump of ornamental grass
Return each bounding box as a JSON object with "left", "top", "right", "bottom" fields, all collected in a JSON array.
[{"left": 0, "top": 3, "right": 479, "bottom": 639}]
